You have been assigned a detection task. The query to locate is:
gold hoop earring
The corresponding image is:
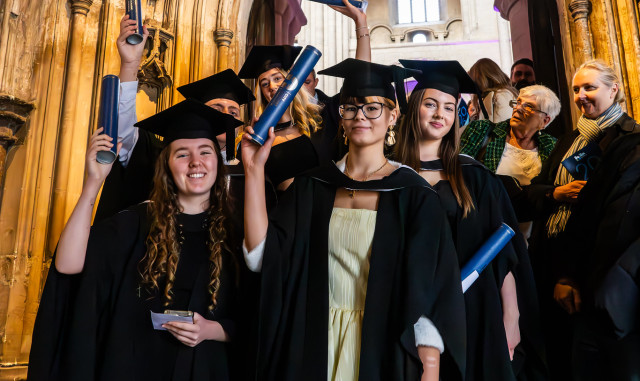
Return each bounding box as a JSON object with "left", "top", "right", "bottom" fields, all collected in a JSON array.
[{"left": 385, "top": 125, "right": 396, "bottom": 146}]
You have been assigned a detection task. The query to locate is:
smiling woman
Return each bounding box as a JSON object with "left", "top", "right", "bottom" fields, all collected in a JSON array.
[
  {"left": 29, "top": 100, "right": 246, "bottom": 381},
  {"left": 167, "top": 139, "right": 220, "bottom": 214}
]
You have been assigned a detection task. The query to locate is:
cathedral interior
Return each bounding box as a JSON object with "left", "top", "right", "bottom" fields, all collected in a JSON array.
[{"left": 0, "top": 0, "right": 639, "bottom": 378}]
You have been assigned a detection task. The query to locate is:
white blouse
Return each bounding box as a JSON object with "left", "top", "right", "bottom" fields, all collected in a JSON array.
[{"left": 495, "top": 142, "right": 542, "bottom": 186}]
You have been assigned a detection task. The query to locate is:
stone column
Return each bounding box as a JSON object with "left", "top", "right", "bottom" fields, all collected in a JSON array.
[
  {"left": 214, "top": 29, "right": 234, "bottom": 72},
  {"left": 497, "top": 15, "right": 513, "bottom": 73},
  {"left": 47, "top": 0, "right": 93, "bottom": 251},
  {"left": 569, "top": 0, "right": 594, "bottom": 63}
]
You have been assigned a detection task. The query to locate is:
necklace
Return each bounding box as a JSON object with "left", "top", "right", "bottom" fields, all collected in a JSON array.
[
  {"left": 344, "top": 158, "right": 389, "bottom": 198},
  {"left": 274, "top": 120, "right": 295, "bottom": 132}
]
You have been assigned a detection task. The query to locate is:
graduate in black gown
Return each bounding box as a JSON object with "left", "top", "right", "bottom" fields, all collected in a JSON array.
[
  {"left": 236, "top": 44, "right": 323, "bottom": 194},
  {"left": 28, "top": 101, "right": 244, "bottom": 381},
  {"left": 95, "top": 15, "right": 258, "bottom": 221},
  {"left": 241, "top": 58, "right": 466, "bottom": 381},
  {"left": 396, "top": 60, "right": 547, "bottom": 381}
]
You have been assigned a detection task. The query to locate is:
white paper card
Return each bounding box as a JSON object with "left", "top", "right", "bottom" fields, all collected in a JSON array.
[{"left": 150, "top": 311, "right": 193, "bottom": 330}]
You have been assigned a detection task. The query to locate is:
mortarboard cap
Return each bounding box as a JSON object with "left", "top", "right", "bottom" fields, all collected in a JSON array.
[
  {"left": 400, "top": 59, "right": 489, "bottom": 118},
  {"left": 399, "top": 59, "right": 479, "bottom": 98},
  {"left": 134, "top": 99, "right": 244, "bottom": 147},
  {"left": 238, "top": 45, "right": 303, "bottom": 79},
  {"left": 318, "top": 58, "right": 421, "bottom": 113},
  {"left": 177, "top": 69, "right": 255, "bottom": 105}
]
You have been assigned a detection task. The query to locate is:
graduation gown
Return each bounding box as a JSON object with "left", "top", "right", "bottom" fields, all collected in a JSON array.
[
  {"left": 256, "top": 162, "right": 467, "bottom": 381},
  {"left": 421, "top": 156, "right": 547, "bottom": 381},
  {"left": 28, "top": 204, "right": 238, "bottom": 381}
]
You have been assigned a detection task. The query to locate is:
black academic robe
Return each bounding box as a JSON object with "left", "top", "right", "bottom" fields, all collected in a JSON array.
[
  {"left": 312, "top": 93, "right": 345, "bottom": 162},
  {"left": 28, "top": 204, "right": 238, "bottom": 381},
  {"left": 256, "top": 162, "right": 467, "bottom": 381},
  {"left": 421, "top": 156, "right": 547, "bottom": 381}
]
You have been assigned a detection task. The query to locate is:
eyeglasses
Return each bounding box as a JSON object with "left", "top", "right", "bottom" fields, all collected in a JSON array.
[
  {"left": 509, "top": 100, "right": 547, "bottom": 116},
  {"left": 339, "top": 103, "right": 386, "bottom": 120}
]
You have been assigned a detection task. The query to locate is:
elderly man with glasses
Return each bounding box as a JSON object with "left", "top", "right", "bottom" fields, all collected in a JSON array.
[{"left": 460, "top": 85, "right": 561, "bottom": 238}]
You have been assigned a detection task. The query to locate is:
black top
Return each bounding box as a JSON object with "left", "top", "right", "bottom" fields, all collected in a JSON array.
[
  {"left": 264, "top": 135, "right": 319, "bottom": 188},
  {"left": 28, "top": 204, "right": 238, "bottom": 381},
  {"left": 256, "top": 162, "right": 467, "bottom": 381},
  {"left": 431, "top": 181, "right": 458, "bottom": 236},
  {"left": 420, "top": 156, "right": 548, "bottom": 381}
]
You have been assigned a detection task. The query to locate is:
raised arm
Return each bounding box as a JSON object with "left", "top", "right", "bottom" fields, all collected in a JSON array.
[
  {"left": 116, "top": 14, "right": 148, "bottom": 166},
  {"left": 242, "top": 126, "right": 276, "bottom": 254},
  {"left": 55, "top": 129, "right": 121, "bottom": 274},
  {"left": 329, "top": 0, "right": 370, "bottom": 61}
]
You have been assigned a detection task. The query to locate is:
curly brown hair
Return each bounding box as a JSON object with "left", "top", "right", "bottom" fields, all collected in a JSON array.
[{"left": 139, "top": 142, "right": 233, "bottom": 311}]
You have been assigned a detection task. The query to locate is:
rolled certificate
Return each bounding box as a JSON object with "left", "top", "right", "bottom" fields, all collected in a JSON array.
[
  {"left": 250, "top": 45, "right": 322, "bottom": 145},
  {"left": 96, "top": 75, "right": 120, "bottom": 164},
  {"left": 125, "top": 0, "right": 144, "bottom": 45},
  {"left": 308, "top": 0, "right": 367, "bottom": 9},
  {"left": 461, "top": 223, "right": 515, "bottom": 293}
]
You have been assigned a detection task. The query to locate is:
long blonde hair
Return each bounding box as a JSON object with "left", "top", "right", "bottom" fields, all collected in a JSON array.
[
  {"left": 395, "top": 88, "right": 475, "bottom": 218},
  {"left": 139, "top": 143, "right": 234, "bottom": 311}
]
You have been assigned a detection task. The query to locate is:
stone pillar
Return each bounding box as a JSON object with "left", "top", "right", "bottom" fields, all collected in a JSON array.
[
  {"left": 497, "top": 15, "right": 513, "bottom": 73},
  {"left": 569, "top": 0, "right": 594, "bottom": 63},
  {"left": 47, "top": 0, "right": 93, "bottom": 251},
  {"left": 214, "top": 29, "right": 234, "bottom": 72}
]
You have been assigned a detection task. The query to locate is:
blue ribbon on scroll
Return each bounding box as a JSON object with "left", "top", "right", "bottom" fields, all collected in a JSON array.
[{"left": 461, "top": 223, "right": 515, "bottom": 293}]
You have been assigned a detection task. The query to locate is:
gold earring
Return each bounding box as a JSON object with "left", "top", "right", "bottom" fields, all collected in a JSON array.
[
  {"left": 385, "top": 125, "right": 396, "bottom": 146},
  {"left": 343, "top": 128, "right": 348, "bottom": 145}
]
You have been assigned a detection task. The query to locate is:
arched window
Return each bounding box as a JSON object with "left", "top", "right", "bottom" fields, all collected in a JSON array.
[{"left": 397, "top": 0, "right": 441, "bottom": 24}]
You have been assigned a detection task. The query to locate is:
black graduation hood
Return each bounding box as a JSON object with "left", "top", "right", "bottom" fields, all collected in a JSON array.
[
  {"left": 176, "top": 69, "right": 255, "bottom": 105},
  {"left": 134, "top": 99, "right": 244, "bottom": 146},
  {"left": 318, "top": 58, "right": 421, "bottom": 113},
  {"left": 238, "top": 45, "right": 303, "bottom": 79}
]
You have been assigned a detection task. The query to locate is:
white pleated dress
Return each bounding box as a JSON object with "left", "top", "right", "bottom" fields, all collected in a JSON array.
[{"left": 327, "top": 207, "right": 377, "bottom": 381}]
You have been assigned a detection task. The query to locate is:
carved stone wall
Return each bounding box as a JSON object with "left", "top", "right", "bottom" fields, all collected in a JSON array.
[{"left": 0, "top": 0, "right": 253, "bottom": 378}]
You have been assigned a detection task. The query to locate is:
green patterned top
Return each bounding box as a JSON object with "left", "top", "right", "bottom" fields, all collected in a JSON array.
[{"left": 460, "top": 119, "right": 557, "bottom": 172}]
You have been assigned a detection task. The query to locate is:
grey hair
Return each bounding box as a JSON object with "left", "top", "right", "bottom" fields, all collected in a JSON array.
[
  {"left": 574, "top": 60, "right": 625, "bottom": 103},
  {"left": 519, "top": 85, "right": 561, "bottom": 126}
]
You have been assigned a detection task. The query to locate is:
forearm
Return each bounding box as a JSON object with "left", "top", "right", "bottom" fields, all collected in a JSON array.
[
  {"left": 418, "top": 346, "right": 440, "bottom": 381},
  {"left": 353, "top": 14, "right": 371, "bottom": 61},
  {"left": 119, "top": 61, "right": 140, "bottom": 82},
  {"left": 244, "top": 169, "right": 268, "bottom": 251},
  {"left": 54, "top": 181, "right": 101, "bottom": 274},
  {"left": 501, "top": 272, "right": 519, "bottom": 323}
]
